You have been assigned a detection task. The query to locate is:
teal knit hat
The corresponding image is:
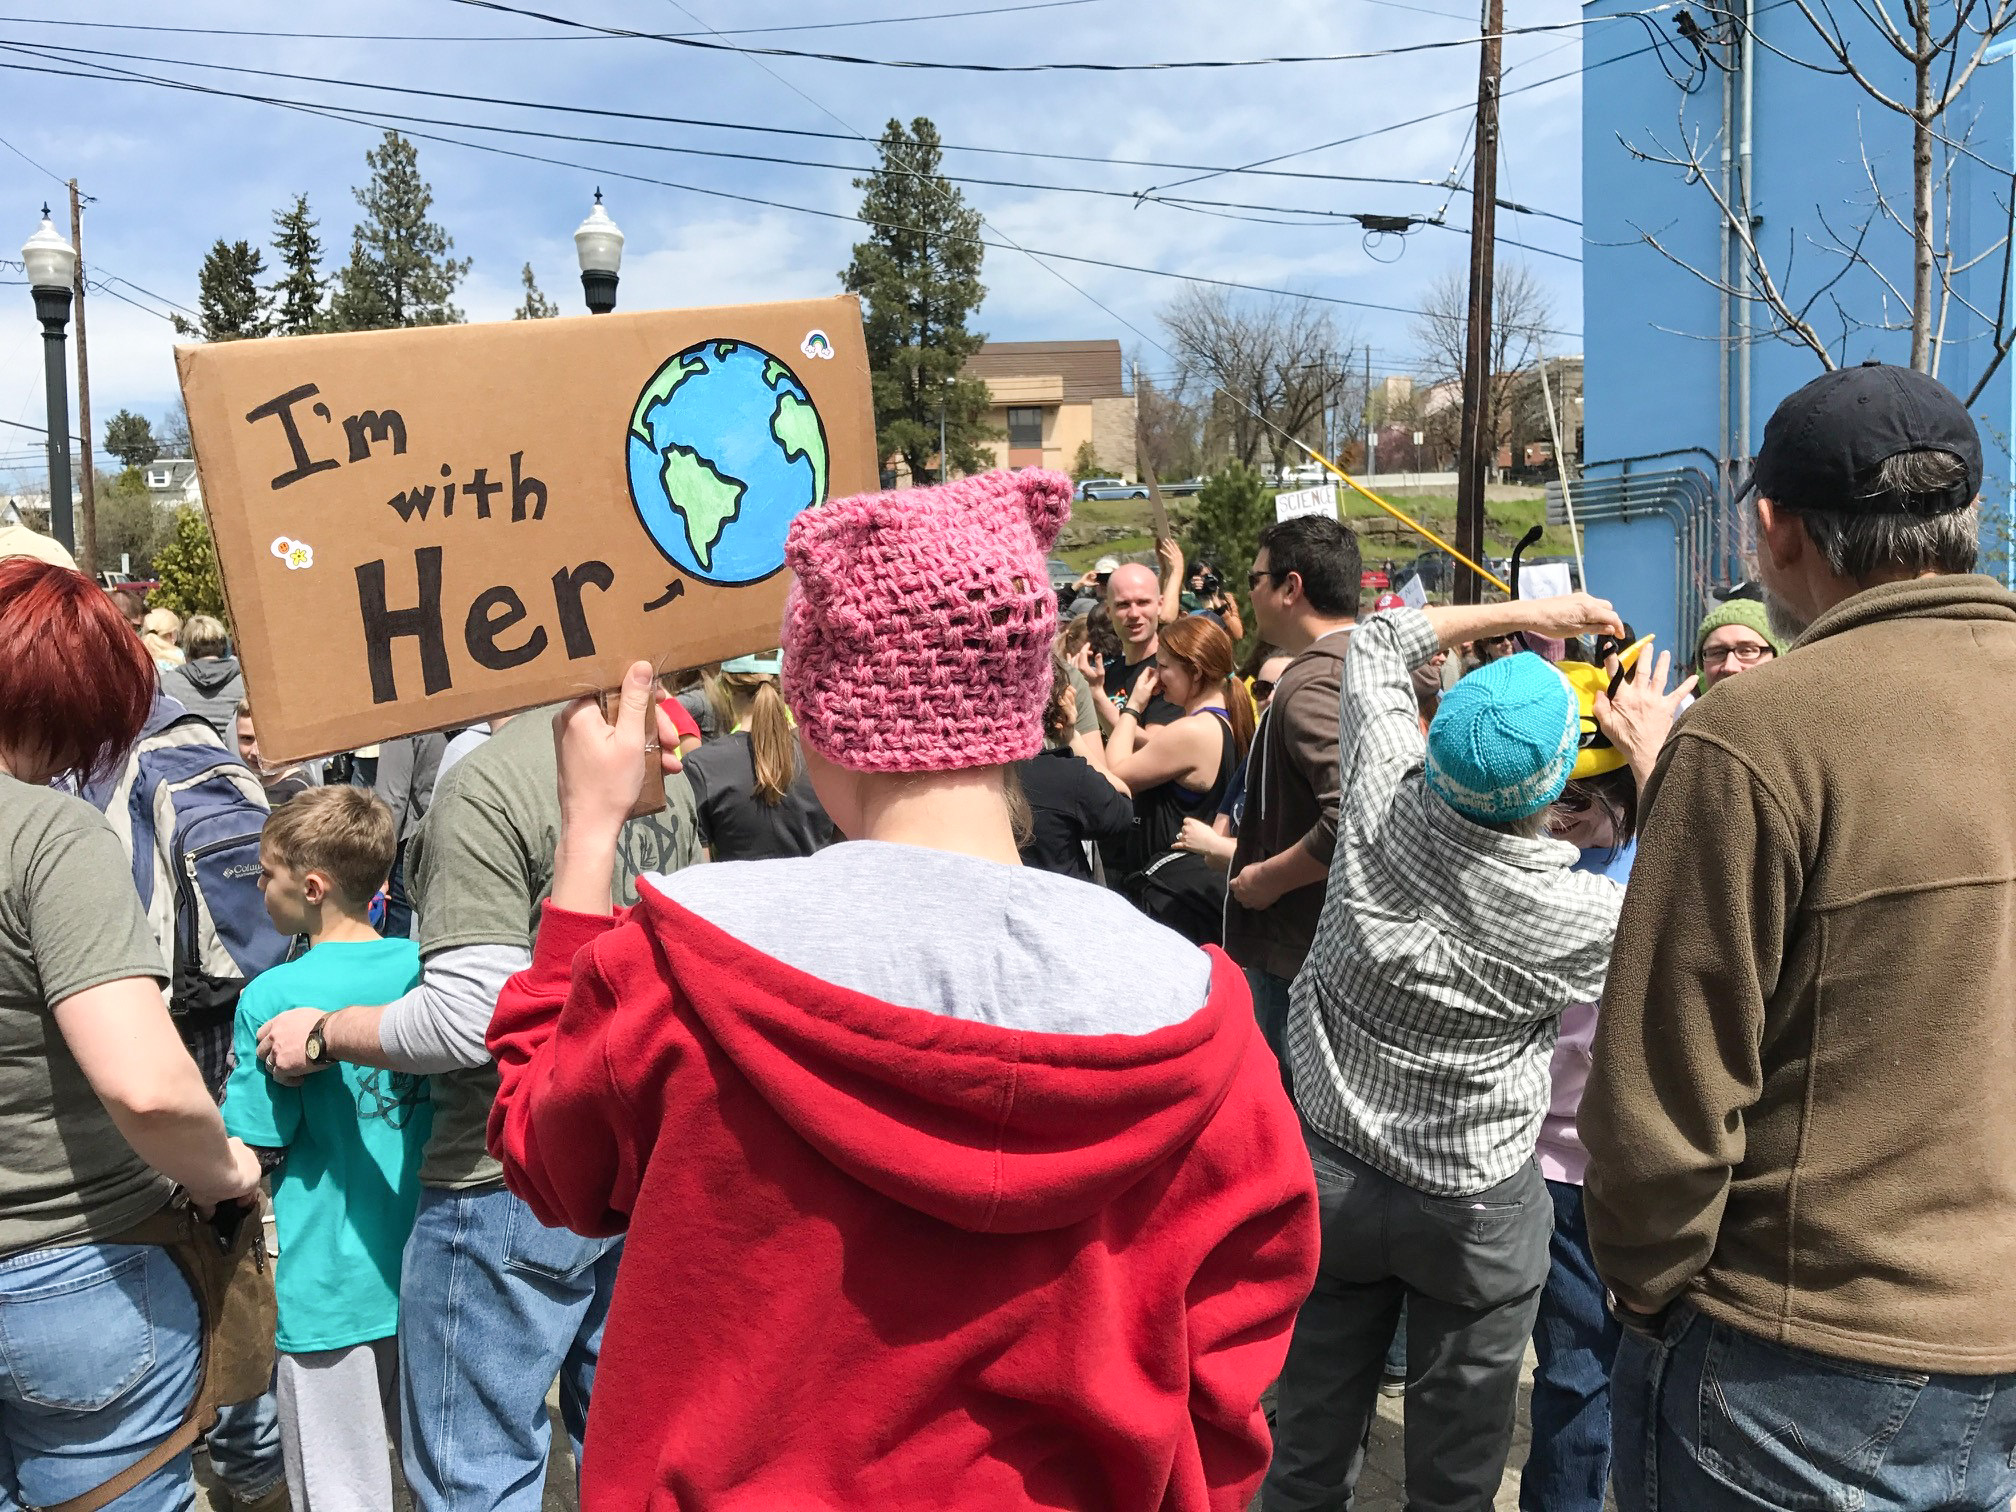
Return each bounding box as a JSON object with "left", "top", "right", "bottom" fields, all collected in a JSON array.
[
  {"left": 1695, "top": 597, "right": 1786, "bottom": 660},
  {"left": 1425, "top": 652, "right": 1580, "bottom": 825}
]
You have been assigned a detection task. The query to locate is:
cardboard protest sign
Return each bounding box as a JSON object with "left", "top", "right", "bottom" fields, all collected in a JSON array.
[
  {"left": 179, "top": 297, "right": 875, "bottom": 763},
  {"left": 1273, "top": 484, "right": 1338, "bottom": 523}
]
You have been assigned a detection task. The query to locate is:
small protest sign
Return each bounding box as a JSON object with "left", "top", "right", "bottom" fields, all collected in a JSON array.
[
  {"left": 178, "top": 297, "right": 875, "bottom": 762},
  {"left": 1517, "top": 562, "right": 1574, "bottom": 601},
  {"left": 1396, "top": 573, "right": 1429, "bottom": 609},
  {"left": 1274, "top": 484, "right": 1339, "bottom": 523}
]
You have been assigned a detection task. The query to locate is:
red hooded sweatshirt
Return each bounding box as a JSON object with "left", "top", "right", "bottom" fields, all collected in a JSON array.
[{"left": 488, "top": 877, "right": 1317, "bottom": 1511}]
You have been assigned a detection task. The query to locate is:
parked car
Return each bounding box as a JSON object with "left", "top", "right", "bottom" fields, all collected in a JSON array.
[
  {"left": 1161, "top": 477, "right": 1207, "bottom": 497},
  {"left": 1360, "top": 568, "right": 1390, "bottom": 592},
  {"left": 1076, "top": 477, "right": 1150, "bottom": 501},
  {"left": 1047, "top": 558, "right": 1080, "bottom": 596}
]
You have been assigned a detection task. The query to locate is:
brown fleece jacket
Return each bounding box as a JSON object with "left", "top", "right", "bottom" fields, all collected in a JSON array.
[
  {"left": 1224, "top": 630, "right": 1349, "bottom": 980},
  {"left": 1583, "top": 574, "right": 2016, "bottom": 1373}
]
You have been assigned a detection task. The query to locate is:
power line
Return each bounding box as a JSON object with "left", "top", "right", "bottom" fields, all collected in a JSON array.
[
  {"left": 8, "top": 51, "right": 1578, "bottom": 335},
  {"left": 0, "top": 126, "right": 66, "bottom": 189},
  {"left": 444, "top": 0, "right": 1673, "bottom": 72},
  {"left": 0, "top": 414, "right": 84, "bottom": 443},
  {"left": 0, "top": 42, "right": 1585, "bottom": 250},
  {"left": 0, "top": 33, "right": 1578, "bottom": 219},
  {"left": 0, "top": 1, "right": 1108, "bottom": 45},
  {"left": 1143, "top": 0, "right": 1799, "bottom": 196}
]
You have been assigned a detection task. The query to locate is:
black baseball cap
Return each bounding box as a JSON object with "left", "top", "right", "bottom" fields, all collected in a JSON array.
[{"left": 1753, "top": 360, "right": 1981, "bottom": 515}]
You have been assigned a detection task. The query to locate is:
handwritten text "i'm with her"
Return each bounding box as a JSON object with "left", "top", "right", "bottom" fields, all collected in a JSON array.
[{"left": 244, "top": 382, "right": 616, "bottom": 706}]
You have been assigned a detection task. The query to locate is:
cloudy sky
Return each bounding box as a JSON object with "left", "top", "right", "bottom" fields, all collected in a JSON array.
[{"left": 0, "top": 0, "right": 1588, "bottom": 484}]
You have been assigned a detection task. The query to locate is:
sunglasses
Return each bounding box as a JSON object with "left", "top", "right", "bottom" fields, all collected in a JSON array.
[
  {"left": 1556, "top": 789, "right": 1594, "bottom": 813},
  {"left": 1247, "top": 568, "right": 1281, "bottom": 591},
  {"left": 1251, "top": 678, "right": 1277, "bottom": 700}
]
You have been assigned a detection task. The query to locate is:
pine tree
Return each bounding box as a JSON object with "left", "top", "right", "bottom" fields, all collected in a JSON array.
[
  {"left": 103, "top": 409, "right": 161, "bottom": 469},
  {"left": 176, "top": 240, "right": 272, "bottom": 341},
  {"left": 270, "top": 193, "right": 326, "bottom": 336},
  {"left": 512, "top": 262, "right": 560, "bottom": 320},
  {"left": 150, "top": 507, "right": 229, "bottom": 619},
  {"left": 327, "top": 132, "right": 470, "bottom": 331},
  {"left": 841, "top": 118, "right": 992, "bottom": 482}
]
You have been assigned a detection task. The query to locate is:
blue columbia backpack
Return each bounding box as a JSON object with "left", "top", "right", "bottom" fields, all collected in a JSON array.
[{"left": 86, "top": 696, "right": 292, "bottom": 1033}]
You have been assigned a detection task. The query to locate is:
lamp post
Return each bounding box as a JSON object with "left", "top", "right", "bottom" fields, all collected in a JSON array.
[
  {"left": 23, "top": 206, "right": 76, "bottom": 551},
  {"left": 573, "top": 189, "right": 624, "bottom": 315}
]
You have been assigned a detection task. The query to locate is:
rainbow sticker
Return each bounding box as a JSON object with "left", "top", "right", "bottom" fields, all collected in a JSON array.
[{"left": 799, "top": 329, "right": 835, "bottom": 360}]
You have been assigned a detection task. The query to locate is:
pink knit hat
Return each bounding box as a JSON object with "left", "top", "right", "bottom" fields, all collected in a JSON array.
[{"left": 782, "top": 469, "right": 1071, "bottom": 774}]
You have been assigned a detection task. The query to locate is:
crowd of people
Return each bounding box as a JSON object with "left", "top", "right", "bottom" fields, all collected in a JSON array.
[{"left": 0, "top": 361, "right": 2009, "bottom": 1512}]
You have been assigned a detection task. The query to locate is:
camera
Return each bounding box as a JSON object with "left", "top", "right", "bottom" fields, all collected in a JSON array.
[{"left": 1199, "top": 571, "right": 1221, "bottom": 598}]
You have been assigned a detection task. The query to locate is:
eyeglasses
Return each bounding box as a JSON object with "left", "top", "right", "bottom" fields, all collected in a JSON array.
[
  {"left": 1247, "top": 568, "right": 1282, "bottom": 591},
  {"left": 1701, "top": 643, "right": 1774, "bottom": 667}
]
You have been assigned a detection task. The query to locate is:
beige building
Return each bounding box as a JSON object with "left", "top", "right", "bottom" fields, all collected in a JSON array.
[{"left": 964, "top": 340, "right": 1137, "bottom": 475}]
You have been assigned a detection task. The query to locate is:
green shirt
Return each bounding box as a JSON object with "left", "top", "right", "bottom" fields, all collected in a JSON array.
[
  {"left": 407, "top": 707, "right": 703, "bottom": 1188},
  {"left": 0, "top": 777, "right": 173, "bottom": 1257},
  {"left": 224, "top": 938, "right": 429, "bottom": 1353}
]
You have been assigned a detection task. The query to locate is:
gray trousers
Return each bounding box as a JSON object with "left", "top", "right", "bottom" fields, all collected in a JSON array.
[
  {"left": 1263, "top": 1127, "right": 1553, "bottom": 1512},
  {"left": 276, "top": 1337, "right": 399, "bottom": 1511}
]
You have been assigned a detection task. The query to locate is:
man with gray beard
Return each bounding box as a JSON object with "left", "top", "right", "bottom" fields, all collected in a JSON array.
[{"left": 1583, "top": 362, "right": 2016, "bottom": 1512}]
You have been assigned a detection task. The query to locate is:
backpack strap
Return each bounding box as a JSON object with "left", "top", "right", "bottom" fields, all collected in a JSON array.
[{"left": 31, "top": 1413, "right": 213, "bottom": 1512}]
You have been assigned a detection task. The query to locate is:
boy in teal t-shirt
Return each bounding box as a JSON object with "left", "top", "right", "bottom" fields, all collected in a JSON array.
[{"left": 224, "top": 785, "right": 431, "bottom": 1512}]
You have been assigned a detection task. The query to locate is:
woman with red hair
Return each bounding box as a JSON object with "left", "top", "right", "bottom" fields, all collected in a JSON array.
[{"left": 0, "top": 559, "right": 262, "bottom": 1511}]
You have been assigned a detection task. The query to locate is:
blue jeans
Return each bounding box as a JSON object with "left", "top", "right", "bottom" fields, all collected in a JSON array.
[
  {"left": 1243, "top": 968, "right": 1295, "bottom": 1097},
  {"left": 399, "top": 1184, "right": 621, "bottom": 1511},
  {"left": 1519, "top": 1180, "right": 1620, "bottom": 1512},
  {"left": 1612, "top": 1303, "right": 2016, "bottom": 1511},
  {"left": 207, "top": 1385, "right": 285, "bottom": 1502},
  {"left": 0, "top": 1241, "right": 203, "bottom": 1512}
]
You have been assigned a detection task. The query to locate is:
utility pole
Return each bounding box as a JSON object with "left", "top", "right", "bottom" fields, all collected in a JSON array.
[
  {"left": 1452, "top": 0, "right": 1503, "bottom": 604},
  {"left": 68, "top": 181, "right": 98, "bottom": 578},
  {"left": 1362, "top": 347, "right": 1375, "bottom": 476}
]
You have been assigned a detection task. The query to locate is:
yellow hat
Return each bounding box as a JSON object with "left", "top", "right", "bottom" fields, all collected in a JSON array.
[{"left": 1558, "top": 636, "right": 1653, "bottom": 780}]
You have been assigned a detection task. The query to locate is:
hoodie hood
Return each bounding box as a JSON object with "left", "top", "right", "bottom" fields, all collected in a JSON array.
[
  {"left": 178, "top": 654, "right": 241, "bottom": 694},
  {"left": 632, "top": 878, "right": 1253, "bottom": 1234}
]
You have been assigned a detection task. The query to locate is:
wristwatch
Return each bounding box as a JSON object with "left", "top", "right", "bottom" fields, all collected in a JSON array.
[{"left": 303, "top": 1015, "right": 333, "bottom": 1067}]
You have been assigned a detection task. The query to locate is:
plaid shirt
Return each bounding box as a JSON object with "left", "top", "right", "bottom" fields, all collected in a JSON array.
[{"left": 1288, "top": 609, "right": 1625, "bottom": 1196}]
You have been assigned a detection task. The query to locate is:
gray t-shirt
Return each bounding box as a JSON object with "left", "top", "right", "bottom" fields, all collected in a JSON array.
[
  {"left": 0, "top": 778, "right": 173, "bottom": 1256},
  {"left": 406, "top": 708, "right": 703, "bottom": 1188}
]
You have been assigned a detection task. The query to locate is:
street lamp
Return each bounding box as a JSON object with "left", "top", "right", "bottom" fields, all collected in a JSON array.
[
  {"left": 573, "top": 189, "right": 624, "bottom": 315},
  {"left": 23, "top": 205, "right": 76, "bottom": 551}
]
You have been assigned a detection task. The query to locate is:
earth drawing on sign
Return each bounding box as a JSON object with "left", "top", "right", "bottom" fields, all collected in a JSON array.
[{"left": 625, "top": 339, "right": 831, "bottom": 586}]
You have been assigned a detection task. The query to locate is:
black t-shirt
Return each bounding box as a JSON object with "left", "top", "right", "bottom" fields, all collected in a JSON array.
[
  {"left": 1102, "top": 652, "right": 1183, "bottom": 727},
  {"left": 1014, "top": 747, "right": 1135, "bottom": 882},
  {"left": 681, "top": 732, "right": 837, "bottom": 861}
]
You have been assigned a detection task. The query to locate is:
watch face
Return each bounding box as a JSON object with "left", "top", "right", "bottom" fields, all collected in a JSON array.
[{"left": 305, "top": 1031, "right": 325, "bottom": 1063}]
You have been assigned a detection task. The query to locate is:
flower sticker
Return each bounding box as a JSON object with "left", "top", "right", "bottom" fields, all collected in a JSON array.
[
  {"left": 799, "top": 329, "right": 834, "bottom": 360},
  {"left": 270, "top": 535, "right": 315, "bottom": 571}
]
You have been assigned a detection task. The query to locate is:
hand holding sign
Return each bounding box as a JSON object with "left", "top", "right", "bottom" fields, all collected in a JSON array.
[{"left": 549, "top": 662, "right": 686, "bottom": 917}]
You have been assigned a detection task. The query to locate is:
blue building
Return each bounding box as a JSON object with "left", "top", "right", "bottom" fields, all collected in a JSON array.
[{"left": 1574, "top": 1, "right": 2016, "bottom": 648}]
